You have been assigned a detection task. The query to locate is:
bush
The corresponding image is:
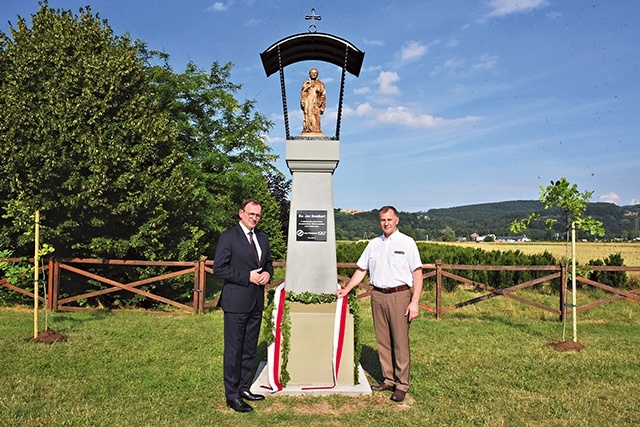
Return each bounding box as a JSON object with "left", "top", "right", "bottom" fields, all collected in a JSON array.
[
  {"left": 586, "top": 253, "right": 628, "bottom": 289},
  {"left": 336, "top": 241, "right": 558, "bottom": 292}
]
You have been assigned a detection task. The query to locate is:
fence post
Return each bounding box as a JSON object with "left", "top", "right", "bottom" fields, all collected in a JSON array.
[
  {"left": 559, "top": 263, "right": 567, "bottom": 322},
  {"left": 435, "top": 259, "right": 442, "bottom": 320},
  {"left": 199, "top": 258, "right": 207, "bottom": 314},
  {"left": 47, "top": 258, "right": 59, "bottom": 312},
  {"left": 193, "top": 257, "right": 207, "bottom": 314},
  {"left": 193, "top": 260, "right": 200, "bottom": 314}
]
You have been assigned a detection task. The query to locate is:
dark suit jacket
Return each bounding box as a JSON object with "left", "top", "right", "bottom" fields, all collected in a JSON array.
[{"left": 214, "top": 224, "right": 273, "bottom": 313}]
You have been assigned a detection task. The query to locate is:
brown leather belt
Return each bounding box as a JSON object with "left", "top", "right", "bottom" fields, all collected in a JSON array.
[{"left": 372, "top": 284, "right": 410, "bottom": 294}]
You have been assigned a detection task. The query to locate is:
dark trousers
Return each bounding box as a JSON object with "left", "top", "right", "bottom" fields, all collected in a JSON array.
[{"left": 223, "top": 304, "right": 262, "bottom": 400}]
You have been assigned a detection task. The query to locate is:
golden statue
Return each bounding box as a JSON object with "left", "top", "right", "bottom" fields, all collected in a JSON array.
[{"left": 300, "top": 68, "right": 326, "bottom": 136}]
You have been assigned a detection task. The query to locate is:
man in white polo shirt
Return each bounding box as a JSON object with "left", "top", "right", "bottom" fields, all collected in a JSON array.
[{"left": 337, "top": 205, "right": 423, "bottom": 402}]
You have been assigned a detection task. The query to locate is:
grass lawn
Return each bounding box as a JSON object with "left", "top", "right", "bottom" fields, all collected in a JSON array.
[{"left": 1, "top": 296, "right": 639, "bottom": 427}]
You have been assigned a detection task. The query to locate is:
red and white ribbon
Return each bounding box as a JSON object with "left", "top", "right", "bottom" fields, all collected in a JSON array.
[{"left": 265, "top": 283, "right": 286, "bottom": 392}]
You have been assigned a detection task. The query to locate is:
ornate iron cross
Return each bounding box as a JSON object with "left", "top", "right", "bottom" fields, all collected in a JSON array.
[{"left": 305, "top": 8, "right": 322, "bottom": 33}]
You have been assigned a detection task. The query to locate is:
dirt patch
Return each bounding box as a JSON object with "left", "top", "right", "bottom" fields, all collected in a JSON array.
[
  {"left": 27, "top": 328, "right": 68, "bottom": 344},
  {"left": 545, "top": 340, "right": 585, "bottom": 351},
  {"left": 262, "top": 392, "right": 414, "bottom": 416}
]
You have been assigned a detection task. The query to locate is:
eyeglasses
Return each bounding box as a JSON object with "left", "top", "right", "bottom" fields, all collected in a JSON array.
[{"left": 242, "top": 210, "right": 262, "bottom": 219}]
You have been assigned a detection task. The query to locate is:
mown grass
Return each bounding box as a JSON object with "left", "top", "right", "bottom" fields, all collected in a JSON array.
[{"left": 1, "top": 295, "right": 639, "bottom": 427}]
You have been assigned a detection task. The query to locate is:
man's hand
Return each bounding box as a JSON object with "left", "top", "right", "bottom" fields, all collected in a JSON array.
[
  {"left": 405, "top": 301, "right": 419, "bottom": 321},
  {"left": 336, "top": 286, "right": 349, "bottom": 298},
  {"left": 337, "top": 268, "right": 367, "bottom": 299},
  {"left": 250, "top": 269, "right": 270, "bottom": 286}
]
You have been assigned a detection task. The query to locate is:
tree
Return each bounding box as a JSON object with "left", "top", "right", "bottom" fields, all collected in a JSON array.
[
  {"left": 440, "top": 226, "right": 456, "bottom": 242},
  {"left": 143, "top": 55, "right": 286, "bottom": 259},
  {"left": 266, "top": 172, "right": 291, "bottom": 241},
  {"left": 510, "top": 178, "right": 604, "bottom": 343},
  {"left": 0, "top": 4, "right": 285, "bottom": 262},
  {"left": 510, "top": 178, "right": 605, "bottom": 239}
]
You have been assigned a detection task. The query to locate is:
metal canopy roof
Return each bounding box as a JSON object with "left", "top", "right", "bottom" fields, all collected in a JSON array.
[{"left": 260, "top": 32, "right": 365, "bottom": 77}]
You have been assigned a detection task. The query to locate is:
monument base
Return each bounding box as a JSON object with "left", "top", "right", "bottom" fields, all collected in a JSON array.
[
  {"left": 287, "top": 302, "right": 353, "bottom": 386},
  {"left": 250, "top": 362, "right": 372, "bottom": 396}
]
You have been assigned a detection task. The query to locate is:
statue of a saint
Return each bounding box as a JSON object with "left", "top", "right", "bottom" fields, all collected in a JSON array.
[{"left": 300, "top": 68, "right": 326, "bottom": 135}]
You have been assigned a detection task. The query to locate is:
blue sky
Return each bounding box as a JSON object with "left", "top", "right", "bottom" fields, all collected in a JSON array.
[{"left": 2, "top": 1, "right": 639, "bottom": 211}]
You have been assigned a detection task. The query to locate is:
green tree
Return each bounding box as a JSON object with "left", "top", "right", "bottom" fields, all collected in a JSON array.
[
  {"left": 510, "top": 178, "right": 605, "bottom": 343},
  {"left": 510, "top": 178, "right": 604, "bottom": 239},
  {"left": 266, "top": 172, "right": 291, "bottom": 241},
  {"left": 440, "top": 226, "right": 456, "bottom": 242},
  {"left": 0, "top": 3, "right": 285, "bottom": 261},
  {"left": 143, "top": 56, "right": 285, "bottom": 259}
]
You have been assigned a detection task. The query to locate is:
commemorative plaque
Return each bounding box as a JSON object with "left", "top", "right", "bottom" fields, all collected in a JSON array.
[{"left": 296, "top": 210, "right": 328, "bottom": 241}]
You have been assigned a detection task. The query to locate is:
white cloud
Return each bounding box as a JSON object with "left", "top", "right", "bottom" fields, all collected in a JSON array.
[
  {"left": 430, "top": 57, "right": 464, "bottom": 77},
  {"left": 376, "top": 106, "right": 481, "bottom": 128},
  {"left": 353, "top": 87, "right": 371, "bottom": 95},
  {"left": 445, "top": 57, "right": 466, "bottom": 69},
  {"left": 345, "top": 103, "right": 482, "bottom": 129},
  {"left": 486, "top": 0, "right": 547, "bottom": 18},
  {"left": 399, "top": 40, "right": 428, "bottom": 63},
  {"left": 546, "top": 11, "right": 562, "bottom": 19},
  {"left": 363, "top": 38, "right": 385, "bottom": 46},
  {"left": 472, "top": 54, "right": 499, "bottom": 71},
  {"left": 446, "top": 38, "right": 460, "bottom": 48},
  {"left": 376, "top": 71, "right": 401, "bottom": 96},
  {"left": 206, "top": 1, "right": 233, "bottom": 12},
  {"left": 346, "top": 102, "right": 375, "bottom": 117},
  {"left": 599, "top": 192, "right": 622, "bottom": 205},
  {"left": 266, "top": 135, "right": 285, "bottom": 145},
  {"left": 431, "top": 55, "right": 498, "bottom": 77},
  {"left": 631, "top": 199, "right": 639, "bottom": 206}
]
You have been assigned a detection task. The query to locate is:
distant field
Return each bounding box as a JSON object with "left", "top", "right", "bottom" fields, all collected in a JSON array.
[{"left": 430, "top": 241, "right": 640, "bottom": 266}]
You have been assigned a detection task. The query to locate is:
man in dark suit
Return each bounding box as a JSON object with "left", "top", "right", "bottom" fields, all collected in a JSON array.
[{"left": 214, "top": 199, "right": 273, "bottom": 413}]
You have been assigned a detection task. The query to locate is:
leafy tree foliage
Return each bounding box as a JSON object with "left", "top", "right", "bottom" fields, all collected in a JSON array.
[
  {"left": 510, "top": 178, "right": 605, "bottom": 239},
  {"left": 266, "top": 172, "right": 291, "bottom": 240},
  {"left": 0, "top": 4, "right": 286, "bottom": 263},
  {"left": 142, "top": 55, "right": 286, "bottom": 259},
  {"left": 438, "top": 226, "right": 456, "bottom": 242}
]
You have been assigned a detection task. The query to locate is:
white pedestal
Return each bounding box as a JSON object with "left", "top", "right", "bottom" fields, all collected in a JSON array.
[{"left": 284, "top": 139, "right": 340, "bottom": 294}]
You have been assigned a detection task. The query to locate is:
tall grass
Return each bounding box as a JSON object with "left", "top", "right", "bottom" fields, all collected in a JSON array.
[{"left": 1, "top": 297, "right": 638, "bottom": 426}]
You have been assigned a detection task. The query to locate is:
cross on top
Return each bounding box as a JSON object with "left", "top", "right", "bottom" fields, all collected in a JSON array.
[{"left": 305, "top": 8, "right": 322, "bottom": 33}]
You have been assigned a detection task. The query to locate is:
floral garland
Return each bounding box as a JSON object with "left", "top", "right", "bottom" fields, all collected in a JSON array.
[{"left": 262, "top": 289, "right": 361, "bottom": 387}]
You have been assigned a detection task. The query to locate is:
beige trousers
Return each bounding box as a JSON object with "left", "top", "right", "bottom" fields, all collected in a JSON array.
[{"left": 370, "top": 289, "right": 412, "bottom": 392}]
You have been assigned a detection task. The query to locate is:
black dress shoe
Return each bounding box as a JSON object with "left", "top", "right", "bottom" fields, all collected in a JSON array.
[
  {"left": 390, "top": 389, "right": 406, "bottom": 402},
  {"left": 226, "top": 398, "right": 253, "bottom": 413},
  {"left": 240, "top": 390, "right": 265, "bottom": 401},
  {"left": 371, "top": 383, "right": 395, "bottom": 392}
]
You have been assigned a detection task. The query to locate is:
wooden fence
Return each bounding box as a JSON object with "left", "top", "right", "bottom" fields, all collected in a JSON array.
[{"left": 1, "top": 258, "right": 639, "bottom": 319}]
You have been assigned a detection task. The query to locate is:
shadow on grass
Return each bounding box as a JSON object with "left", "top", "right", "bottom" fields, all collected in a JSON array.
[
  {"left": 54, "top": 311, "right": 113, "bottom": 324},
  {"left": 360, "top": 344, "right": 382, "bottom": 384}
]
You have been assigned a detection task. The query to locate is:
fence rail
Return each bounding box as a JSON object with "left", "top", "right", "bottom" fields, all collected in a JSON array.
[{"left": 1, "top": 258, "right": 639, "bottom": 319}]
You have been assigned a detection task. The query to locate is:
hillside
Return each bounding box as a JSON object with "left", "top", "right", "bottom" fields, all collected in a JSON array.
[{"left": 335, "top": 201, "right": 639, "bottom": 241}]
